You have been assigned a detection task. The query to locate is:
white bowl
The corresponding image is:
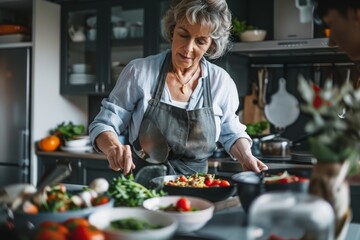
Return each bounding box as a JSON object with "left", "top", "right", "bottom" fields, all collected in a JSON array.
[
  {"left": 65, "top": 136, "right": 90, "bottom": 147},
  {"left": 142, "top": 195, "right": 214, "bottom": 233},
  {"left": 113, "top": 26, "right": 128, "bottom": 39},
  {"left": 240, "top": 30, "right": 267, "bottom": 42},
  {"left": 88, "top": 207, "right": 178, "bottom": 240},
  {"left": 72, "top": 64, "right": 91, "bottom": 73}
]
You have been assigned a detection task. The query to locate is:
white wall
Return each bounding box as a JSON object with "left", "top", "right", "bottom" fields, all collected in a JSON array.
[{"left": 31, "top": 0, "right": 88, "bottom": 185}]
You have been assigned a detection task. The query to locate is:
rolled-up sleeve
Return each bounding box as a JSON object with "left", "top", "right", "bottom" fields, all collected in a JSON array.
[
  {"left": 89, "top": 62, "right": 140, "bottom": 151},
  {"left": 212, "top": 69, "right": 251, "bottom": 153}
]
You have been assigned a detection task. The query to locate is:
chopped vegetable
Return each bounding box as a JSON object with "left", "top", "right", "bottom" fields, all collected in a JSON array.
[
  {"left": 164, "top": 173, "right": 231, "bottom": 188},
  {"left": 107, "top": 174, "right": 166, "bottom": 207},
  {"left": 263, "top": 171, "right": 309, "bottom": 184}
]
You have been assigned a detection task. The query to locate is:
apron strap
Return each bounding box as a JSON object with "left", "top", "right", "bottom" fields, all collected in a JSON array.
[{"left": 152, "top": 51, "right": 171, "bottom": 103}]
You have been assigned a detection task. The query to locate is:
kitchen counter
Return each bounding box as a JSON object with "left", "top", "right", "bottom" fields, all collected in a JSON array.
[{"left": 174, "top": 205, "right": 360, "bottom": 240}]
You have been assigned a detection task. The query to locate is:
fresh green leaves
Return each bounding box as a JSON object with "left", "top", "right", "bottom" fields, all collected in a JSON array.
[
  {"left": 52, "top": 121, "right": 85, "bottom": 141},
  {"left": 107, "top": 174, "right": 166, "bottom": 207},
  {"left": 246, "top": 121, "right": 269, "bottom": 136},
  {"left": 231, "top": 17, "right": 254, "bottom": 35}
]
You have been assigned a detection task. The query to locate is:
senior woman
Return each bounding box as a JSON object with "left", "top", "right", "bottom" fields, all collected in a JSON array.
[{"left": 89, "top": 0, "right": 268, "bottom": 176}]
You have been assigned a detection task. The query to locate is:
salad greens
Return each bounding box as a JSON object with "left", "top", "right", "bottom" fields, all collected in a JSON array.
[
  {"left": 246, "top": 121, "right": 269, "bottom": 136},
  {"left": 107, "top": 174, "right": 166, "bottom": 207},
  {"left": 51, "top": 121, "right": 85, "bottom": 141},
  {"left": 110, "top": 218, "right": 162, "bottom": 231}
]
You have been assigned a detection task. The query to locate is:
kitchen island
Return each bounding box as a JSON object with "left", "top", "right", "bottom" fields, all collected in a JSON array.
[{"left": 176, "top": 204, "right": 360, "bottom": 240}]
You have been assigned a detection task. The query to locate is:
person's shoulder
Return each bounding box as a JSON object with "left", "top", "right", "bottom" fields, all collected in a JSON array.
[{"left": 204, "top": 58, "right": 231, "bottom": 79}]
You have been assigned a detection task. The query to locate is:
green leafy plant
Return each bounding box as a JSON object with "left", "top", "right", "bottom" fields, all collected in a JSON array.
[
  {"left": 51, "top": 121, "right": 85, "bottom": 141},
  {"left": 246, "top": 121, "right": 269, "bottom": 136},
  {"left": 297, "top": 75, "right": 360, "bottom": 175},
  {"left": 107, "top": 174, "right": 166, "bottom": 207},
  {"left": 231, "top": 17, "right": 254, "bottom": 36}
]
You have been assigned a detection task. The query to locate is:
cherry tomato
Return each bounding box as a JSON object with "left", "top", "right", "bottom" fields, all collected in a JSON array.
[
  {"left": 63, "top": 218, "right": 90, "bottom": 232},
  {"left": 38, "top": 221, "right": 69, "bottom": 237},
  {"left": 298, "top": 177, "right": 309, "bottom": 182},
  {"left": 211, "top": 179, "right": 221, "bottom": 186},
  {"left": 176, "top": 197, "right": 192, "bottom": 211},
  {"left": 179, "top": 175, "right": 187, "bottom": 182},
  {"left": 70, "top": 225, "right": 105, "bottom": 240},
  {"left": 91, "top": 195, "right": 109, "bottom": 206},
  {"left": 278, "top": 178, "right": 291, "bottom": 184},
  {"left": 204, "top": 178, "right": 213, "bottom": 186},
  {"left": 220, "top": 180, "right": 231, "bottom": 187},
  {"left": 34, "top": 229, "right": 67, "bottom": 240}
]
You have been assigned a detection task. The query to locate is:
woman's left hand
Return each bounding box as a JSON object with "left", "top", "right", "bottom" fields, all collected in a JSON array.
[
  {"left": 230, "top": 138, "right": 268, "bottom": 173},
  {"left": 240, "top": 155, "right": 268, "bottom": 173}
]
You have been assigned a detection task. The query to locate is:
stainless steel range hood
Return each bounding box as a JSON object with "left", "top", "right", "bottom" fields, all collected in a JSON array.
[{"left": 231, "top": 38, "right": 343, "bottom": 57}]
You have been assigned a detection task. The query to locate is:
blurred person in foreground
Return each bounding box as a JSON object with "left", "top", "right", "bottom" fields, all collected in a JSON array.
[
  {"left": 89, "top": 0, "right": 268, "bottom": 176},
  {"left": 313, "top": 0, "right": 360, "bottom": 61}
]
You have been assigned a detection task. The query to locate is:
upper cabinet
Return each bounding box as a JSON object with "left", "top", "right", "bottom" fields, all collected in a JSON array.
[
  {"left": 0, "top": 0, "right": 32, "bottom": 47},
  {"left": 59, "top": 0, "right": 156, "bottom": 95}
]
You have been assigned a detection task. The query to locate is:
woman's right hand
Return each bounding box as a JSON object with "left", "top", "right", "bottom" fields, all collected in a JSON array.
[{"left": 95, "top": 131, "right": 135, "bottom": 175}]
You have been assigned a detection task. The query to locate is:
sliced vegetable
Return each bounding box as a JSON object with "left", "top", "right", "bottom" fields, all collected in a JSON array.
[{"left": 107, "top": 174, "right": 166, "bottom": 207}]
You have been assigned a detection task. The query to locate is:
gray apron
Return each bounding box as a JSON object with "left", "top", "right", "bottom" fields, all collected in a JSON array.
[{"left": 133, "top": 52, "right": 216, "bottom": 175}]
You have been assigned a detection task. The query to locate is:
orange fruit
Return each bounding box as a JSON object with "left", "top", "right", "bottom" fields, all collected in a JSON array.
[{"left": 38, "top": 135, "right": 61, "bottom": 152}]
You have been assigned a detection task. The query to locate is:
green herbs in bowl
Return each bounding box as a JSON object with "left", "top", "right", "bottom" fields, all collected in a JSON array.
[{"left": 110, "top": 217, "right": 162, "bottom": 231}]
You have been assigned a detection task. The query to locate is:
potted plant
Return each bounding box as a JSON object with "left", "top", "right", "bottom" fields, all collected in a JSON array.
[
  {"left": 297, "top": 75, "right": 360, "bottom": 239},
  {"left": 231, "top": 17, "right": 266, "bottom": 42}
]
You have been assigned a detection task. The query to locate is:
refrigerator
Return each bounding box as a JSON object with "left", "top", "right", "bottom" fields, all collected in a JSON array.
[{"left": 0, "top": 47, "right": 31, "bottom": 187}]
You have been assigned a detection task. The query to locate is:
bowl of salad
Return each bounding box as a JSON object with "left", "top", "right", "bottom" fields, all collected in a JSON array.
[
  {"left": 150, "top": 173, "right": 237, "bottom": 202},
  {"left": 88, "top": 207, "right": 178, "bottom": 240},
  {"left": 143, "top": 195, "right": 214, "bottom": 233},
  {"left": 12, "top": 179, "right": 114, "bottom": 228},
  {"left": 232, "top": 168, "right": 312, "bottom": 213}
]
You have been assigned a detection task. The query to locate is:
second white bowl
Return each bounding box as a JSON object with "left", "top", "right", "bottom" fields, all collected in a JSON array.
[{"left": 143, "top": 195, "right": 214, "bottom": 233}]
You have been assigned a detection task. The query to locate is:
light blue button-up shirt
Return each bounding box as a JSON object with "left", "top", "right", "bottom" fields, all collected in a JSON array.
[{"left": 89, "top": 50, "right": 251, "bottom": 154}]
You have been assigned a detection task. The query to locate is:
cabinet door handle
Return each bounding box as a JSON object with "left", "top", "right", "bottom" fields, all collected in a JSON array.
[
  {"left": 95, "top": 83, "right": 99, "bottom": 92},
  {"left": 101, "top": 83, "right": 105, "bottom": 92}
]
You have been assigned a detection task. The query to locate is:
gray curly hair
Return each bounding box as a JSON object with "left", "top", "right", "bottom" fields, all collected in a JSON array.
[{"left": 161, "top": 0, "right": 232, "bottom": 59}]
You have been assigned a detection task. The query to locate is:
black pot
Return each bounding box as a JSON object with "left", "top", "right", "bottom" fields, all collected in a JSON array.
[{"left": 231, "top": 167, "right": 312, "bottom": 213}]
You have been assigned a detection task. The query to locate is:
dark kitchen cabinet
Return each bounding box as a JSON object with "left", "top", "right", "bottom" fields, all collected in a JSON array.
[{"left": 59, "top": 0, "right": 159, "bottom": 95}]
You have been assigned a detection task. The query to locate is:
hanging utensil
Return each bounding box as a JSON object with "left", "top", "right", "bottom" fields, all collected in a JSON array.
[
  {"left": 314, "top": 65, "right": 321, "bottom": 86},
  {"left": 257, "top": 68, "right": 265, "bottom": 109},
  {"left": 264, "top": 78, "right": 300, "bottom": 131},
  {"left": 338, "top": 68, "right": 351, "bottom": 119}
]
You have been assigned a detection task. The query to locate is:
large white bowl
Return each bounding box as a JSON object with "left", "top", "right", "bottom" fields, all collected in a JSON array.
[
  {"left": 240, "top": 30, "right": 267, "bottom": 42},
  {"left": 72, "top": 63, "right": 91, "bottom": 73},
  {"left": 65, "top": 136, "right": 90, "bottom": 147},
  {"left": 142, "top": 195, "right": 214, "bottom": 233},
  {"left": 88, "top": 207, "right": 178, "bottom": 240}
]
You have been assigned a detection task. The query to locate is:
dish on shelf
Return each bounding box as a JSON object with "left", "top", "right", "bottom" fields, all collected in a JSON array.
[
  {"left": 69, "top": 73, "right": 96, "bottom": 85},
  {"left": 60, "top": 145, "right": 93, "bottom": 153},
  {"left": 0, "top": 25, "right": 29, "bottom": 35},
  {"left": 87, "top": 16, "right": 122, "bottom": 28},
  {"left": 0, "top": 34, "right": 31, "bottom": 43},
  {"left": 72, "top": 63, "right": 91, "bottom": 73}
]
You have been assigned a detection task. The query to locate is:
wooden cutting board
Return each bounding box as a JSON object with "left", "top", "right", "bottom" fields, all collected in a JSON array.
[{"left": 242, "top": 82, "right": 267, "bottom": 125}]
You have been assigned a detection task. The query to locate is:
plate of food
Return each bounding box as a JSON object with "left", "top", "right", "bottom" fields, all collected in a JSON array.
[{"left": 151, "top": 173, "right": 237, "bottom": 202}]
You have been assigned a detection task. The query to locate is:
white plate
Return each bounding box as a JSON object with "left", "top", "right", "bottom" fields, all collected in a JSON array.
[
  {"left": 87, "top": 16, "right": 122, "bottom": 28},
  {"left": 69, "top": 74, "right": 96, "bottom": 85},
  {"left": 60, "top": 145, "right": 93, "bottom": 153}
]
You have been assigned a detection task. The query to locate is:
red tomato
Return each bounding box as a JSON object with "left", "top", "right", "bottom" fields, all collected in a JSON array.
[
  {"left": 278, "top": 178, "right": 291, "bottom": 184},
  {"left": 63, "top": 218, "right": 90, "bottom": 232},
  {"left": 220, "top": 180, "right": 231, "bottom": 187},
  {"left": 176, "top": 197, "right": 192, "bottom": 211},
  {"left": 211, "top": 179, "right": 221, "bottom": 186},
  {"left": 179, "top": 175, "right": 187, "bottom": 182},
  {"left": 298, "top": 177, "right": 309, "bottom": 182},
  {"left": 34, "top": 229, "right": 67, "bottom": 240},
  {"left": 205, "top": 178, "right": 213, "bottom": 186},
  {"left": 70, "top": 225, "right": 105, "bottom": 240},
  {"left": 91, "top": 196, "right": 109, "bottom": 206},
  {"left": 38, "top": 221, "right": 69, "bottom": 237}
]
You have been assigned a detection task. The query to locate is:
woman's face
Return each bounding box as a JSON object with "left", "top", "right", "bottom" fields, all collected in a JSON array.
[
  {"left": 323, "top": 9, "right": 360, "bottom": 60},
  {"left": 171, "top": 18, "right": 212, "bottom": 70}
]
